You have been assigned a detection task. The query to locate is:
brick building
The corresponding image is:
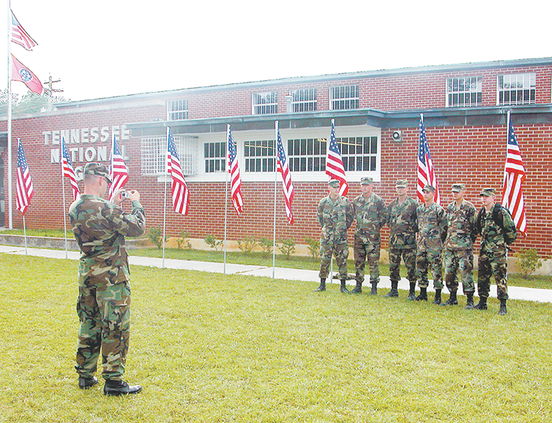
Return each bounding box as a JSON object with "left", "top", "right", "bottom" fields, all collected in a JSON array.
[{"left": 1, "top": 57, "right": 551, "bottom": 257}]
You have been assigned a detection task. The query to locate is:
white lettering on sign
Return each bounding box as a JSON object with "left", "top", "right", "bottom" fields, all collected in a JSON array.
[{"left": 49, "top": 146, "right": 109, "bottom": 164}]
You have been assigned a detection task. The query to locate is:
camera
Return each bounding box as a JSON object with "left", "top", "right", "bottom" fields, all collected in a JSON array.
[{"left": 120, "top": 191, "right": 129, "bottom": 199}]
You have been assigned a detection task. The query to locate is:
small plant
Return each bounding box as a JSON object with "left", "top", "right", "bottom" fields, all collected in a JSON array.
[
  {"left": 237, "top": 237, "right": 257, "bottom": 255},
  {"left": 259, "top": 237, "right": 273, "bottom": 258},
  {"left": 304, "top": 236, "right": 320, "bottom": 261},
  {"left": 204, "top": 234, "right": 223, "bottom": 251},
  {"left": 176, "top": 230, "right": 192, "bottom": 250},
  {"left": 515, "top": 248, "right": 543, "bottom": 278},
  {"left": 278, "top": 238, "right": 296, "bottom": 260},
  {"left": 146, "top": 226, "right": 168, "bottom": 249}
]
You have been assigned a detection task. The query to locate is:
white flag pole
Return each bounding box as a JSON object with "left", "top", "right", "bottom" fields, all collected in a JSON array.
[
  {"left": 272, "top": 121, "right": 279, "bottom": 280},
  {"left": 59, "top": 142, "right": 69, "bottom": 259},
  {"left": 23, "top": 215, "right": 27, "bottom": 255},
  {"left": 7, "top": 1, "right": 13, "bottom": 229},
  {"left": 162, "top": 127, "right": 170, "bottom": 269},
  {"left": 223, "top": 124, "right": 230, "bottom": 275}
]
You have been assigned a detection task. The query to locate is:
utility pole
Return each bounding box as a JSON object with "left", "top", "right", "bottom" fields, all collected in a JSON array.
[{"left": 43, "top": 75, "right": 64, "bottom": 111}]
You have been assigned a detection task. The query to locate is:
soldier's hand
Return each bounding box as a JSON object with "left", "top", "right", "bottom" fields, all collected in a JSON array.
[
  {"left": 112, "top": 189, "right": 126, "bottom": 206},
  {"left": 127, "top": 190, "right": 140, "bottom": 202}
]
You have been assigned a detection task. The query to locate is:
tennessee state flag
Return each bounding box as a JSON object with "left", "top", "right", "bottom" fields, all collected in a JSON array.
[{"left": 11, "top": 54, "right": 43, "bottom": 95}]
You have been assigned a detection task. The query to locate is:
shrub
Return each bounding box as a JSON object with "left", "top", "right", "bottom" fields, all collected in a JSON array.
[
  {"left": 514, "top": 248, "right": 543, "bottom": 278},
  {"left": 304, "top": 236, "right": 320, "bottom": 261},
  {"left": 147, "top": 226, "right": 167, "bottom": 249},
  {"left": 278, "top": 238, "right": 296, "bottom": 260},
  {"left": 176, "top": 230, "right": 192, "bottom": 250},
  {"left": 237, "top": 237, "right": 257, "bottom": 255},
  {"left": 204, "top": 234, "right": 223, "bottom": 251}
]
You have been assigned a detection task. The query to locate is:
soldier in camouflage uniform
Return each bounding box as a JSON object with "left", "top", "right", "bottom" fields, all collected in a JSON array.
[
  {"left": 475, "top": 188, "right": 517, "bottom": 315},
  {"left": 316, "top": 179, "right": 354, "bottom": 293},
  {"left": 443, "top": 183, "right": 477, "bottom": 308},
  {"left": 352, "top": 177, "right": 387, "bottom": 295},
  {"left": 69, "top": 163, "right": 146, "bottom": 396},
  {"left": 415, "top": 185, "right": 447, "bottom": 303},
  {"left": 386, "top": 179, "right": 418, "bottom": 299}
]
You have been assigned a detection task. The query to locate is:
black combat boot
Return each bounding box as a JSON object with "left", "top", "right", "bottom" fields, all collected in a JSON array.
[
  {"left": 351, "top": 281, "right": 362, "bottom": 294},
  {"left": 498, "top": 298, "right": 507, "bottom": 315},
  {"left": 416, "top": 287, "right": 428, "bottom": 301},
  {"left": 433, "top": 289, "right": 442, "bottom": 305},
  {"left": 315, "top": 278, "right": 326, "bottom": 292},
  {"left": 104, "top": 379, "right": 142, "bottom": 396},
  {"left": 370, "top": 283, "right": 377, "bottom": 295},
  {"left": 385, "top": 281, "right": 399, "bottom": 297},
  {"left": 407, "top": 283, "right": 416, "bottom": 301},
  {"left": 441, "top": 290, "right": 458, "bottom": 306},
  {"left": 78, "top": 376, "right": 98, "bottom": 390},
  {"left": 340, "top": 279, "right": 350, "bottom": 294},
  {"left": 474, "top": 296, "right": 488, "bottom": 310},
  {"left": 465, "top": 292, "right": 475, "bottom": 309}
]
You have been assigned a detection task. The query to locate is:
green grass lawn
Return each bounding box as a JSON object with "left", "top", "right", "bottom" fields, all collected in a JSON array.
[{"left": 1, "top": 253, "right": 551, "bottom": 422}]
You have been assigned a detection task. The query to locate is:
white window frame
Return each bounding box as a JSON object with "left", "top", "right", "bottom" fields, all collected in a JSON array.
[
  {"left": 141, "top": 135, "right": 198, "bottom": 179},
  {"left": 290, "top": 88, "right": 317, "bottom": 112},
  {"left": 446, "top": 77, "right": 482, "bottom": 107},
  {"left": 497, "top": 73, "right": 536, "bottom": 106},
  {"left": 167, "top": 99, "right": 189, "bottom": 120},
  {"left": 329, "top": 85, "right": 360, "bottom": 110},
  {"left": 252, "top": 92, "right": 278, "bottom": 115}
]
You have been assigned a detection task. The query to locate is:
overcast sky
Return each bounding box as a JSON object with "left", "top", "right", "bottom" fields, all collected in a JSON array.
[{"left": 2, "top": 0, "right": 551, "bottom": 102}]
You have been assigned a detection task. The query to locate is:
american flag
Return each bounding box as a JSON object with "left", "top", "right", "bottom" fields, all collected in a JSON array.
[
  {"left": 167, "top": 127, "right": 190, "bottom": 215},
  {"left": 502, "top": 114, "right": 527, "bottom": 235},
  {"left": 11, "top": 10, "right": 38, "bottom": 51},
  {"left": 108, "top": 135, "right": 129, "bottom": 202},
  {"left": 276, "top": 122, "right": 295, "bottom": 224},
  {"left": 227, "top": 125, "right": 243, "bottom": 215},
  {"left": 325, "top": 119, "right": 348, "bottom": 196},
  {"left": 417, "top": 115, "right": 440, "bottom": 204},
  {"left": 61, "top": 137, "right": 80, "bottom": 201},
  {"left": 15, "top": 139, "right": 34, "bottom": 215}
]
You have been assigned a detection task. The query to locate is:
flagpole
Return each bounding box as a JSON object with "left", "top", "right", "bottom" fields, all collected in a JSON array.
[
  {"left": 162, "top": 127, "right": 170, "bottom": 270},
  {"left": 23, "top": 215, "right": 27, "bottom": 255},
  {"left": 272, "top": 121, "right": 278, "bottom": 280},
  {"left": 7, "top": 0, "right": 13, "bottom": 229},
  {"left": 61, "top": 159, "right": 68, "bottom": 259},
  {"left": 223, "top": 124, "right": 230, "bottom": 275}
]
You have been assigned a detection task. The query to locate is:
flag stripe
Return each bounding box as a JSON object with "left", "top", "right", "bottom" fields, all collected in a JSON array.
[
  {"left": 417, "top": 116, "right": 441, "bottom": 204},
  {"left": 11, "top": 10, "right": 38, "bottom": 51},
  {"left": 325, "top": 120, "right": 349, "bottom": 196},
  {"left": 108, "top": 136, "right": 129, "bottom": 202},
  {"left": 227, "top": 125, "right": 244, "bottom": 215},
  {"left": 16, "top": 140, "right": 34, "bottom": 215},
  {"left": 276, "top": 123, "right": 295, "bottom": 224},
  {"left": 167, "top": 128, "right": 190, "bottom": 215},
  {"left": 61, "top": 137, "right": 80, "bottom": 201}
]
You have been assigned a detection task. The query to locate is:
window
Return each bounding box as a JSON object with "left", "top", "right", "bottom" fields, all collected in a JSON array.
[
  {"left": 204, "top": 142, "right": 226, "bottom": 173},
  {"left": 141, "top": 135, "right": 197, "bottom": 176},
  {"left": 167, "top": 99, "right": 189, "bottom": 120},
  {"left": 252, "top": 92, "right": 277, "bottom": 115},
  {"left": 243, "top": 140, "right": 275, "bottom": 172},
  {"left": 446, "top": 77, "right": 482, "bottom": 107},
  {"left": 288, "top": 138, "right": 327, "bottom": 172},
  {"left": 339, "top": 136, "right": 378, "bottom": 172},
  {"left": 330, "top": 85, "right": 359, "bottom": 110},
  {"left": 290, "top": 88, "right": 317, "bottom": 112},
  {"left": 497, "top": 73, "right": 536, "bottom": 105}
]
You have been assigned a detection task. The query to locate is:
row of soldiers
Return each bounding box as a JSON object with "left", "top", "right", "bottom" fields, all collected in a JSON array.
[{"left": 316, "top": 178, "right": 517, "bottom": 315}]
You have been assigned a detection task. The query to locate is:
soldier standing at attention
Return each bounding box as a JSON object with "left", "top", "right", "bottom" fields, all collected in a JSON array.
[
  {"left": 415, "top": 185, "right": 447, "bottom": 303},
  {"left": 352, "top": 177, "right": 387, "bottom": 295},
  {"left": 69, "top": 163, "right": 146, "bottom": 396},
  {"left": 475, "top": 188, "right": 517, "bottom": 315},
  {"left": 315, "top": 179, "right": 354, "bottom": 293},
  {"left": 443, "top": 183, "right": 477, "bottom": 308},
  {"left": 385, "top": 179, "right": 418, "bottom": 299}
]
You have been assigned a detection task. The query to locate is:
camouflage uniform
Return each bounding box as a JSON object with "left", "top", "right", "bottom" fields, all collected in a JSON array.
[
  {"left": 444, "top": 199, "right": 477, "bottom": 294},
  {"left": 317, "top": 194, "right": 354, "bottom": 280},
  {"left": 476, "top": 203, "right": 517, "bottom": 300},
  {"left": 69, "top": 194, "right": 146, "bottom": 381},
  {"left": 353, "top": 192, "right": 387, "bottom": 286},
  {"left": 416, "top": 202, "right": 446, "bottom": 289},
  {"left": 387, "top": 196, "right": 418, "bottom": 285}
]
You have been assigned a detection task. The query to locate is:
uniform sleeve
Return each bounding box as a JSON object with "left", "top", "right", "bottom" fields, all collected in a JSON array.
[
  {"left": 107, "top": 201, "right": 146, "bottom": 238},
  {"left": 346, "top": 199, "right": 354, "bottom": 229},
  {"left": 439, "top": 207, "right": 448, "bottom": 242},
  {"left": 378, "top": 198, "right": 388, "bottom": 229},
  {"left": 317, "top": 199, "right": 325, "bottom": 227},
  {"left": 501, "top": 208, "right": 518, "bottom": 244}
]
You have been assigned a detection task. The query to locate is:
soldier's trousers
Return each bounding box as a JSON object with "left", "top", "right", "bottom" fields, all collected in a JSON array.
[
  {"left": 354, "top": 237, "right": 380, "bottom": 284},
  {"left": 76, "top": 275, "right": 131, "bottom": 381},
  {"left": 389, "top": 248, "right": 416, "bottom": 283},
  {"left": 319, "top": 241, "right": 349, "bottom": 280},
  {"left": 416, "top": 249, "right": 443, "bottom": 289},
  {"left": 444, "top": 248, "right": 475, "bottom": 293},
  {"left": 478, "top": 249, "right": 509, "bottom": 300}
]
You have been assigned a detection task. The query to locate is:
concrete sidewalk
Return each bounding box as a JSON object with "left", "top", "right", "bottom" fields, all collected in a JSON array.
[{"left": 2, "top": 245, "right": 552, "bottom": 304}]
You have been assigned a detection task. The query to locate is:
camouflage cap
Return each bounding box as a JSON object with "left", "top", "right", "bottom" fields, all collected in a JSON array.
[
  {"left": 451, "top": 183, "right": 465, "bottom": 192},
  {"left": 479, "top": 188, "right": 496, "bottom": 197},
  {"left": 360, "top": 176, "right": 374, "bottom": 185},
  {"left": 395, "top": 179, "right": 408, "bottom": 188},
  {"left": 422, "top": 185, "right": 436, "bottom": 193},
  {"left": 328, "top": 179, "right": 341, "bottom": 188},
  {"left": 84, "top": 162, "right": 112, "bottom": 183}
]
